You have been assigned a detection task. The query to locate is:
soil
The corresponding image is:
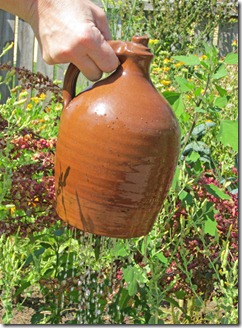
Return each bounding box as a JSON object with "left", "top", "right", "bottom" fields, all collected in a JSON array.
[
  {"left": 0, "top": 294, "right": 41, "bottom": 324},
  {"left": 0, "top": 295, "right": 228, "bottom": 325}
]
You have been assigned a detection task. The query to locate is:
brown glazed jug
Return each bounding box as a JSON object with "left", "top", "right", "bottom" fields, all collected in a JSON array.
[{"left": 55, "top": 36, "right": 180, "bottom": 238}]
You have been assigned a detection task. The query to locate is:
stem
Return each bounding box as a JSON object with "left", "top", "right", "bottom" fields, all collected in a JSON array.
[
  {"left": 181, "top": 74, "right": 211, "bottom": 155},
  {"left": 143, "top": 235, "right": 148, "bottom": 264}
]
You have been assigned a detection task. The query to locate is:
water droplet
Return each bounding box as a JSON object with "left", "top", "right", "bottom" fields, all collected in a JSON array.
[{"left": 85, "top": 289, "right": 90, "bottom": 298}]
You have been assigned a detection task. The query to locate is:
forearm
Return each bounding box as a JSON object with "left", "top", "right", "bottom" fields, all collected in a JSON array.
[
  {"left": 0, "top": 0, "right": 119, "bottom": 81},
  {"left": 0, "top": 0, "right": 35, "bottom": 22}
]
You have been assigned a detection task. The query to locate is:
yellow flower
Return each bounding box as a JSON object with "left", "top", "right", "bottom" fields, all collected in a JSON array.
[
  {"left": 200, "top": 55, "right": 207, "bottom": 60},
  {"left": 161, "top": 79, "right": 171, "bottom": 86},
  {"left": 5, "top": 204, "right": 16, "bottom": 215},
  {"left": 163, "top": 58, "right": 171, "bottom": 64},
  {"left": 149, "top": 39, "right": 159, "bottom": 45},
  {"left": 28, "top": 197, "right": 39, "bottom": 207},
  {"left": 174, "top": 61, "right": 185, "bottom": 68},
  {"left": 39, "top": 93, "right": 46, "bottom": 100},
  {"left": 166, "top": 87, "right": 175, "bottom": 92},
  {"left": 39, "top": 124, "right": 46, "bottom": 131},
  {"left": 232, "top": 39, "right": 237, "bottom": 47},
  {"left": 163, "top": 66, "right": 170, "bottom": 72},
  {"left": 31, "top": 96, "right": 40, "bottom": 104},
  {"left": 26, "top": 103, "right": 33, "bottom": 111},
  {"left": 55, "top": 104, "right": 63, "bottom": 111},
  {"left": 152, "top": 67, "right": 161, "bottom": 72}
]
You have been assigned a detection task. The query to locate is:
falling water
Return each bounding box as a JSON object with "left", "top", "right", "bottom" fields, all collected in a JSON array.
[{"left": 53, "top": 225, "right": 128, "bottom": 324}]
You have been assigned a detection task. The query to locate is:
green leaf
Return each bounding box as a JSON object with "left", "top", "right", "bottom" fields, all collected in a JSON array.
[
  {"left": 204, "top": 217, "right": 217, "bottom": 236},
  {"left": 194, "top": 86, "right": 203, "bottom": 96},
  {"left": 172, "top": 95, "right": 185, "bottom": 118},
  {"left": 112, "top": 241, "right": 129, "bottom": 257},
  {"left": 203, "top": 42, "right": 218, "bottom": 60},
  {"left": 173, "top": 55, "right": 200, "bottom": 66},
  {"left": 123, "top": 266, "right": 138, "bottom": 296},
  {"left": 118, "top": 288, "right": 132, "bottom": 310},
  {"left": 218, "top": 120, "right": 238, "bottom": 151},
  {"left": 171, "top": 167, "right": 180, "bottom": 191},
  {"left": 214, "top": 96, "right": 227, "bottom": 108},
  {"left": 162, "top": 91, "right": 180, "bottom": 105},
  {"left": 212, "top": 64, "right": 227, "bottom": 80},
  {"left": 183, "top": 141, "right": 210, "bottom": 156},
  {"left": 175, "top": 290, "right": 186, "bottom": 299},
  {"left": 155, "top": 251, "right": 168, "bottom": 265},
  {"left": 195, "top": 107, "right": 206, "bottom": 113},
  {"left": 175, "top": 77, "right": 195, "bottom": 92},
  {"left": 94, "top": 235, "right": 102, "bottom": 260},
  {"left": 166, "top": 296, "right": 180, "bottom": 308},
  {"left": 214, "top": 84, "right": 227, "bottom": 97},
  {"left": 186, "top": 151, "right": 200, "bottom": 162},
  {"left": 205, "top": 184, "right": 231, "bottom": 200},
  {"left": 179, "top": 190, "right": 193, "bottom": 206},
  {"left": 14, "top": 281, "right": 31, "bottom": 297},
  {"left": 53, "top": 228, "right": 64, "bottom": 236},
  {"left": 123, "top": 265, "right": 147, "bottom": 296},
  {"left": 24, "top": 247, "right": 46, "bottom": 267},
  {"left": 224, "top": 53, "right": 238, "bottom": 65},
  {"left": 141, "top": 236, "right": 151, "bottom": 255},
  {"left": 148, "top": 316, "right": 164, "bottom": 324},
  {"left": 31, "top": 313, "right": 45, "bottom": 324},
  {"left": 192, "top": 122, "right": 216, "bottom": 139}
]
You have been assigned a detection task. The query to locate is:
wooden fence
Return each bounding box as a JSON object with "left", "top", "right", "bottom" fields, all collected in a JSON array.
[
  {"left": 0, "top": 11, "right": 70, "bottom": 103},
  {"left": 0, "top": 7, "right": 238, "bottom": 104}
]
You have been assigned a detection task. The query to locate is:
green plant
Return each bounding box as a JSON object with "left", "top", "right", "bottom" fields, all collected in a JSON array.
[
  {"left": 0, "top": 20, "right": 238, "bottom": 324},
  {"left": 0, "top": 234, "right": 29, "bottom": 323}
]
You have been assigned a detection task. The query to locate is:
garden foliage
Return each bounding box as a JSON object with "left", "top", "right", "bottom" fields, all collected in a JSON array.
[{"left": 0, "top": 1, "right": 238, "bottom": 324}]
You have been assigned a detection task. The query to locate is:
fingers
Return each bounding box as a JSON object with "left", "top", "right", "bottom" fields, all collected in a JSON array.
[
  {"left": 70, "top": 25, "right": 120, "bottom": 81},
  {"left": 72, "top": 53, "right": 103, "bottom": 82},
  {"left": 33, "top": 0, "right": 120, "bottom": 81}
]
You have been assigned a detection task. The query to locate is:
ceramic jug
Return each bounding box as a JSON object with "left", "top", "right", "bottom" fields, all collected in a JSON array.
[{"left": 55, "top": 36, "right": 180, "bottom": 238}]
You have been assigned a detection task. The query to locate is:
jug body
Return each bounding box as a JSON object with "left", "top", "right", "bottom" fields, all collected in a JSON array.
[{"left": 55, "top": 36, "right": 180, "bottom": 238}]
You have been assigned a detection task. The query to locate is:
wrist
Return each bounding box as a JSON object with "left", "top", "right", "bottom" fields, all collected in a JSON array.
[{"left": 0, "top": 0, "right": 37, "bottom": 22}]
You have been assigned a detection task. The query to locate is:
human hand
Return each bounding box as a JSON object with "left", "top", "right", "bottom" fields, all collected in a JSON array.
[{"left": 27, "top": 0, "right": 120, "bottom": 81}]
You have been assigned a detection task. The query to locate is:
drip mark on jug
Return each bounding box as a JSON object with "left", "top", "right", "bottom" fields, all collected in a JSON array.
[
  {"left": 56, "top": 165, "right": 71, "bottom": 215},
  {"left": 76, "top": 191, "right": 94, "bottom": 233}
]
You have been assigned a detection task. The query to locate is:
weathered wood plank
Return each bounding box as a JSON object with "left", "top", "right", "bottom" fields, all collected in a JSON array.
[
  {"left": 35, "top": 41, "right": 55, "bottom": 79},
  {"left": 218, "top": 22, "right": 238, "bottom": 57},
  {"left": 0, "top": 10, "right": 15, "bottom": 103},
  {"left": 16, "top": 18, "right": 35, "bottom": 70}
]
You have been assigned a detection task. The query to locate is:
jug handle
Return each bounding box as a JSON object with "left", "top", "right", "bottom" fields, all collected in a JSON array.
[
  {"left": 63, "top": 63, "right": 80, "bottom": 108},
  {"left": 63, "top": 40, "right": 123, "bottom": 108},
  {"left": 62, "top": 36, "right": 151, "bottom": 108}
]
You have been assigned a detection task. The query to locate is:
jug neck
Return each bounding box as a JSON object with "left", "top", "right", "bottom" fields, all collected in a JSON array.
[
  {"left": 109, "top": 36, "right": 153, "bottom": 80},
  {"left": 120, "top": 54, "right": 152, "bottom": 79}
]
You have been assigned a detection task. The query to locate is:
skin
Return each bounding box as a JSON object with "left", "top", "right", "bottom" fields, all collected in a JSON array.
[{"left": 0, "top": 0, "right": 120, "bottom": 81}]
